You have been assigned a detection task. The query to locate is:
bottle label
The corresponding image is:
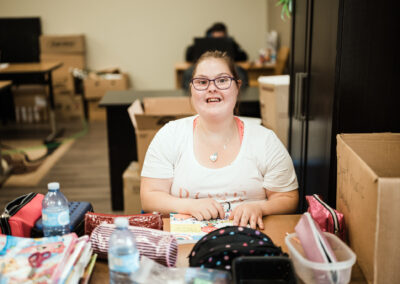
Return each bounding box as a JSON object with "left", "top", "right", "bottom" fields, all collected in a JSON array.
[
  {"left": 109, "top": 253, "right": 139, "bottom": 274},
  {"left": 42, "top": 209, "right": 70, "bottom": 227}
]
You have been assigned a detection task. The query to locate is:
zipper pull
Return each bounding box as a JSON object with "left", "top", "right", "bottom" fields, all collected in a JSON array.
[{"left": 1, "top": 210, "right": 10, "bottom": 218}]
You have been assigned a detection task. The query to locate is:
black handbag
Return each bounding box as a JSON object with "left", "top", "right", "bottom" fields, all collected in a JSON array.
[{"left": 189, "top": 226, "right": 287, "bottom": 272}]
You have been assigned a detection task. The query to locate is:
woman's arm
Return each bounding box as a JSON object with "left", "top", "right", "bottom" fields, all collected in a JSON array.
[
  {"left": 141, "top": 177, "right": 225, "bottom": 220},
  {"left": 230, "top": 189, "right": 299, "bottom": 229}
]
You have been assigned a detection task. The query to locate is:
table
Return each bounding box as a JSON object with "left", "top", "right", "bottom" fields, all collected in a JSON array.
[
  {"left": 89, "top": 215, "right": 366, "bottom": 283},
  {"left": 0, "top": 62, "right": 63, "bottom": 142},
  {"left": 99, "top": 87, "right": 261, "bottom": 211},
  {"left": 175, "top": 61, "right": 276, "bottom": 89}
]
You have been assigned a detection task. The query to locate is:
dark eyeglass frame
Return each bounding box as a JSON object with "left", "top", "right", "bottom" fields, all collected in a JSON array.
[{"left": 190, "top": 76, "right": 237, "bottom": 91}]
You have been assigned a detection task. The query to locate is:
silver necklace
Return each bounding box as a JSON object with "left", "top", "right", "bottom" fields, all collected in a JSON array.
[{"left": 209, "top": 140, "right": 229, "bottom": 162}]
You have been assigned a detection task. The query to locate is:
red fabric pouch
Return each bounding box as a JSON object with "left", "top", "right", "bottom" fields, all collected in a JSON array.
[
  {"left": 0, "top": 192, "right": 44, "bottom": 237},
  {"left": 84, "top": 211, "right": 163, "bottom": 236},
  {"left": 306, "top": 194, "right": 346, "bottom": 241}
]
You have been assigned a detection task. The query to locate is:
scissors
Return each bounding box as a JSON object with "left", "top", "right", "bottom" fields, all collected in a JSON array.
[{"left": 28, "top": 251, "right": 51, "bottom": 278}]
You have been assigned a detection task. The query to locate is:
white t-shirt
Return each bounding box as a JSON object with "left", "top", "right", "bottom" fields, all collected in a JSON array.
[{"left": 141, "top": 116, "right": 298, "bottom": 207}]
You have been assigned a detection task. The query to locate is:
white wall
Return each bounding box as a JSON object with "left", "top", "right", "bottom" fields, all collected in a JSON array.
[{"left": 0, "top": 0, "right": 268, "bottom": 90}]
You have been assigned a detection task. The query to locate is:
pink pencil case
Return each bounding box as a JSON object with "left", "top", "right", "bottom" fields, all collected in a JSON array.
[{"left": 90, "top": 223, "right": 178, "bottom": 267}]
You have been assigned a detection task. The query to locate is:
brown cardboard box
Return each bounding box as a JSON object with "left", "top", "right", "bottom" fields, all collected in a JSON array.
[
  {"left": 40, "top": 53, "right": 86, "bottom": 92},
  {"left": 83, "top": 73, "right": 129, "bottom": 99},
  {"left": 127, "top": 97, "right": 196, "bottom": 170},
  {"left": 40, "top": 34, "right": 85, "bottom": 54},
  {"left": 87, "top": 99, "right": 106, "bottom": 121},
  {"left": 12, "top": 85, "right": 49, "bottom": 123},
  {"left": 258, "top": 75, "right": 290, "bottom": 147},
  {"left": 54, "top": 92, "right": 84, "bottom": 121},
  {"left": 123, "top": 161, "right": 141, "bottom": 214},
  {"left": 336, "top": 133, "right": 400, "bottom": 284}
]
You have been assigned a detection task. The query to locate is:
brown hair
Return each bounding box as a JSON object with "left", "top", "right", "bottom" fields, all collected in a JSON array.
[
  {"left": 191, "top": 50, "right": 241, "bottom": 114},
  {"left": 191, "top": 50, "right": 239, "bottom": 80}
]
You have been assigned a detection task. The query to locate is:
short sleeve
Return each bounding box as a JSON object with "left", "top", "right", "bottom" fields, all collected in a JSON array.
[
  {"left": 141, "top": 122, "right": 177, "bottom": 179},
  {"left": 262, "top": 133, "right": 298, "bottom": 192}
]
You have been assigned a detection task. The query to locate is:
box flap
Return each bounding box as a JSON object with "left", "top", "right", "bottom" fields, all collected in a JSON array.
[
  {"left": 258, "top": 75, "right": 289, "bottom": 86},
  {"left": 143, "top": 97, "right": 195, "bottom": 115},
  {"left": 339, "top": 133, "right": 400, "bottom": 178},
  {"left": 375, "top": 177, "right": 400, "bottom": 283},
  {"left": 127, "top": 99, "right": 143, "bottom": 129}
]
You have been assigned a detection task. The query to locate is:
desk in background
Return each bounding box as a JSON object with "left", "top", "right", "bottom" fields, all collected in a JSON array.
[
  {"left": 174, "top": 61, "right": 276, "bottom": 89},
  {"left": 99, "top": 87, "right": 260, "bottom": 211},
  {"left": 0, "top": 62, "right": 62, "bottom": 142},
  {"left": 89, "top": 215, "right": 366, "bottom": 283}
]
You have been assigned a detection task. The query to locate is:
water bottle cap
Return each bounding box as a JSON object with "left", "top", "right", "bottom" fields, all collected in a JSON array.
[
  {"left": 48, "top": 182, "right": 60, "bottom": 190},
  {"left": 114, "top": 217, "right": 129, "bottom": 228}
]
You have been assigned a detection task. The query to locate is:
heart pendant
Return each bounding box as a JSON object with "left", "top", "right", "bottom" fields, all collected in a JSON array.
[{"left": 209, "top": 152, "right": 218, "bottom": 162}]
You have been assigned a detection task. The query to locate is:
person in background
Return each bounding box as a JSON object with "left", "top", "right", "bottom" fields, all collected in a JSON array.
[
  {"left": 185, "top": 22, "right": 248, "bottom": 62},
  {"left": 141, "top": 51, "right": 298, "bottom": 229}
]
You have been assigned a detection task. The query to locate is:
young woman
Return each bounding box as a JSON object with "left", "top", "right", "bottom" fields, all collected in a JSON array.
[{"left": 140, "top": 51, "right": 298, "bottom": 229}]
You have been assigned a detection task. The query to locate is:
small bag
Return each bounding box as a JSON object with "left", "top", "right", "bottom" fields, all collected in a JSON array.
[
  {"left": 31, "top": 201, "right": 94, "bottom": 237},
  {"left": 84, "top": 211, "right": 163, "bottom": 236},
  {"left": 0, "top": 192, "right": 44, "bottom": 237},
  {"left": 90, "top": 223, "right": 178, "bottom": 267},
  {"left": 306, "top": 194, "right": 346, "bottom": 241},
  {"left": 189, "top": 226, "right": 287, "bottom": 272}
]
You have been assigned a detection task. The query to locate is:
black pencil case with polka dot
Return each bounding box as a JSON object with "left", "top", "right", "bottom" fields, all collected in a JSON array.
[{"left": 188, "top": 225, "right": 287, "bottom": 271}]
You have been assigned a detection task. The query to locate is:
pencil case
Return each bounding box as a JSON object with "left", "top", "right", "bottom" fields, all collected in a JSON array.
[
  {"left": 84, "top": 211, "right": 163, "bottom": 236},
  {"left": 31, "top": 201, "right": 94, "bottom": 237},
  {"left": 0, "top": 192, "right": 44, "bottom": 237},
  {"left": 90, "top": 223, "right": 177, "bottom": 267}
]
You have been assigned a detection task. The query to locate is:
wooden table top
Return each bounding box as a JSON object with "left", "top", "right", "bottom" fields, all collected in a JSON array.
[
  {"left": 0, "top": 62, "right": 62, "bottom": 74},
  {"left": 175, "top": 61, "right": 276, "bottom": 71},
  {"left": 0, "top": 80, "right": 12, "bottom": 90}
]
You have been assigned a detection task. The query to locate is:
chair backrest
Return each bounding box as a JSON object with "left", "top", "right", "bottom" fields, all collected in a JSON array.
[{"left": 274, "top": 46, "right": 290, "bottom": 75}]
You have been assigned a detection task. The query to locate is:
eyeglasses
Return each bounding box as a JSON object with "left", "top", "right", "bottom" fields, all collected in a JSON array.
[{"left": 191, "top": 76, "right": 236, "bottom": 91}]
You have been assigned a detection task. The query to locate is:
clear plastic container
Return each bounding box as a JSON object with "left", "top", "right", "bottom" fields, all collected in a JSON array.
[{"left": 285, "top": 232, "right": 356, "bottom": 284}]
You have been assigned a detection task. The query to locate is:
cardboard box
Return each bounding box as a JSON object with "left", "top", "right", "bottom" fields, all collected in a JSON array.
[
  {"left": 40, "top": 34, "right": 85, "bottom": 54},
  {"left": 40, "top": 53, "right": 86, "bottom": 92},
  {"left": 83, "top": 73, "right": 129, "bottom": 99},
  {"left": 258, "top": 75, "right": 290, "bottom": 147},
  {"left": 12, "top": 85, "right": 48, "bottom": 123},
  {"left": 128, "top": 97, "right": 196, "bottom": 170},
  {"left": 123, "top": 161, "right": 141, "bottom": 214},
  {"left": 336, "top": 133, "right": 400, "bottom": 284},
  {"left": 54, "top": 92, "right": 84, "bottom": 121},
  {"left": 87, "top": 99, "right": 106, "bottom": 121}
]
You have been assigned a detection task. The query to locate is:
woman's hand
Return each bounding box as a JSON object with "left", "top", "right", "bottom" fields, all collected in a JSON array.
[
  {"left": 188, "top": 198, "right": 225, "bottom": 221},
  {"left": 229, "top": 202, "right": 264, "bottom": 230}
]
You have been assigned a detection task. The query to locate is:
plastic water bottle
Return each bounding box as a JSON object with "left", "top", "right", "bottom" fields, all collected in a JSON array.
[
  {"left": 42, "top": 182, "right": 70, "bottom": 237},
  {"left": 108, "top": 217, "right": 140, "bottom": 284}
]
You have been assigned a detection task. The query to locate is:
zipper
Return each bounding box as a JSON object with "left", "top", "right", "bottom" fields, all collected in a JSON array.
[
  {"left": 4, "top": 193, "right": 37, "bottom": 216},
  {"left": 312, "top": 194, "right": 339, "bottom": 235}
]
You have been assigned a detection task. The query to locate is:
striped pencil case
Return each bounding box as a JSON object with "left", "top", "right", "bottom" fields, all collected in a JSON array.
[{"left": 90, "top": 223, "right": 178, "bottom": 267}]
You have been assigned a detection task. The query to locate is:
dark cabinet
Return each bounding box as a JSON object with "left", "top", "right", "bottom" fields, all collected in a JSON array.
[{"left": 289, "top": 0, "right": 400, "bottom": 210}]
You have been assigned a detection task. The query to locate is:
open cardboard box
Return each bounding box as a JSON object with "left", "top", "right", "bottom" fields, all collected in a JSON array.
[
  {"left": 336, "top": 133, "right": 400, "bottom": 284},
  {"left": 128, "top": 97, "right": 196, "bottom": 170}
]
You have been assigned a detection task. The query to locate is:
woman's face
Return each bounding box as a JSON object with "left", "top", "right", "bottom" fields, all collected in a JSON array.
[{"left": 190, "top": 58, "right": 240, "bottom": 120}]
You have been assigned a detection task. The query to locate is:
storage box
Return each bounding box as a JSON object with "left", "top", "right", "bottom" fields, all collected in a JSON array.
[
  {"left": 54, "top": 92, "right": 84, "bottom": 121},
  {"left": 123, "top": 161, "right": 142, "bottom": 214},
  {"left": 87, "top": 99, "right": 106, "bottom": 121},
  {"left": 12, "top": 85, "right": 48, "bottom": 123},
  {"left": 127, "top": 97, "right": 196, "bottom": 170},
  {"left": 336, "top": 133, "right": 400, "bottom": 284},
  {"left": 285, "top": 232, "right": 356, "bottom": 284},
  {"left": 40, "top": 53, "right": 86, "bottom": 92},
  {"left": 40, "top": 34, "right": 85, "bottom": 54},
  {"left": 258, "top": 75, "right": 290, "bottom": 147},
  {"left": 83, "top": 73, "right": 129, "bottom": 99}
]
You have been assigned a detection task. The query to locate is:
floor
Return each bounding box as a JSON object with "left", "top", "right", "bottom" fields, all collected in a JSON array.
[{"left": 0, "top": 120, "right": 115, "bottom": 214}]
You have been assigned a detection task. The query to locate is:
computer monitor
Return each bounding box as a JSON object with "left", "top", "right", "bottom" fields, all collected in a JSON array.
[
  {"left": 193, "top": 37, "right": 236, "bottom": 62},
  {"left": 0, "top": 17, "right": 42, "bottom": 63}
]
